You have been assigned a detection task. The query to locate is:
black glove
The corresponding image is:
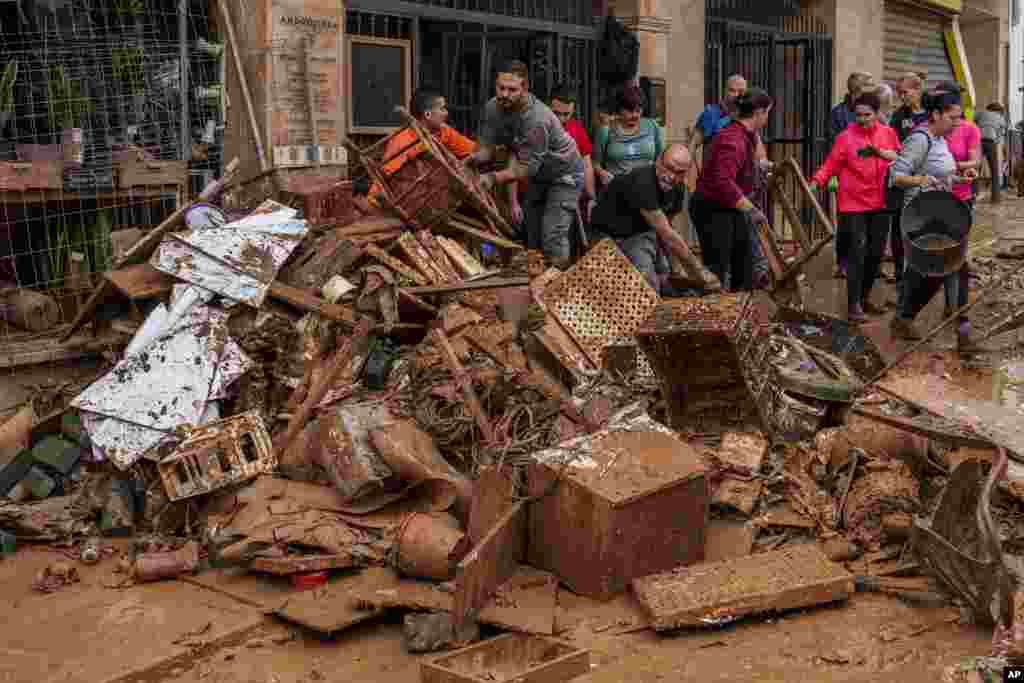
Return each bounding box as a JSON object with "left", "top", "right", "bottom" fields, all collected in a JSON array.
[{"left": 352, "top": 174, "right": 371, "bottom": 196}]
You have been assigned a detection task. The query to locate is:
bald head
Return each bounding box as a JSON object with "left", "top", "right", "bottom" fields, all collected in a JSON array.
[{"left": 656, "top": 144, "right": 691, "bottom": 188}]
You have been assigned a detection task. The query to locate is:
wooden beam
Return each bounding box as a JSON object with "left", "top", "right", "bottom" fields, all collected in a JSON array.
[
  {"left": 267, "top": 281, "right": 359, "bottom": 326},
  {"left": 402, "top": 276, "right": 531, "bottom": 296}
]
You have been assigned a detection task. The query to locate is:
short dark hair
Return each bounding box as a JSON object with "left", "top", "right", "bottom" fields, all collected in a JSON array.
[
  {"left": 496, "top": 59, "right": 529, "bottom": 82},
  {"left": 549, "top": 85, "right": 577, "bottom": 105},
  {"left": 736, "top": 87, "right": 773, "bottom": 118},
  {"left": 987, "top": 102, "right": 1006, "bottom": 112},
  {"left": 853, "top": 91, "right": 881, "bottom": 112},
  {"left": 922, "top": 87, "right": 962, "bottom": 116},
  {"left": 617, "top": 85, "right": 645, "bottom": 112},
  {"left": 410, "top": 89, "right": 443, "bottom": 118}
]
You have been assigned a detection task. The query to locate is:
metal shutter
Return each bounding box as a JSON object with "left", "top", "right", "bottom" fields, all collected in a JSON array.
[{"left": 884, "top": 1, "right": 956, "bottom": 87}]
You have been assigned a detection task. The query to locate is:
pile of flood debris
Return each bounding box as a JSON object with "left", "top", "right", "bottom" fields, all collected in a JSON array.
[{"left": 2, "top": 148, "right": 1024, "bottom": 681}]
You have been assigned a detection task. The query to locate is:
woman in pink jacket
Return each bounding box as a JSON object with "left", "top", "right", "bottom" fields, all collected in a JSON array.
[{"left": 809, "top": 91, "right": 900, "bottom": 323}]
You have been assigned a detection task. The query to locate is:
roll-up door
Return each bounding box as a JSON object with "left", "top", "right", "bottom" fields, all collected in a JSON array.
[{"left": 884, "top": 1, "right": 956, "bottom": 87}]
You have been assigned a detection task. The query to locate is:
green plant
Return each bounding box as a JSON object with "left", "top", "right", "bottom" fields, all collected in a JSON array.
[
  {"left": 44, "top": 211, "right": 113, "bottom": 289},
  {"left": 113, "top": 47, "right": 146, "bottom": 96},
  {"left": 113, "top": 0, "right": 143, "bottom": 17},
  {"left": 0, "top": 61, "right": 18, "bottom": 116},
  {"left": 46, "top": 64, "right": 93, "bottom": 130}
]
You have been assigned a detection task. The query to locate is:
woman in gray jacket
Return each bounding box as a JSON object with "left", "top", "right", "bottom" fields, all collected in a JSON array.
[{"left": 888, "top": 87, "right": 977, "bottom": 346}]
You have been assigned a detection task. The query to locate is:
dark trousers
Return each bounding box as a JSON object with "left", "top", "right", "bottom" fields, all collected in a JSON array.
[
  {"left": 689, "top": 193, "right": 754, "bottom": 292},
  {"left": 522, "top": 180, "right": 579, "bottom": 269},
  {"left": 982, "top": 139, "right": 1002, "bottom": 197},
  {"left": 900, "top": 266, "right": 967, "bottom": 321},
  {"left": 842, "top": 211, "right": 889, "bottom": 310},
  {"left": 889, "top": 208, "right": 905, "bottom": 280},
  {"left": 835, "top": 217, "right": 850, "bottom": 268}
]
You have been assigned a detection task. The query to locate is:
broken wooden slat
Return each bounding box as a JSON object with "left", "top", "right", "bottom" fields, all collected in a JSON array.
[
  {"left": 364, "top": 244, "right": 430, "bottom": 286},
  {"left": 444, "top": 217, "right": 523, "bottom": 251},
  {"left": 104, "top": 263, "right": 176, "bottom": 300},
  {"left": 852, "top": 405, "right": 993, "bottom": 449},
  {"left": 402, "top": 276, "right": 531, "bottom": 297},
  {"left": 276, "top": 319, "right": 371, "bottom": 456},
  {"left": 332, "top": 216, "right": 404, "bottom": 237},
  {"left": 0, "top": 328, "right": 130, "bottom": 369},
  {"left": 268, "top": 281, "right": 359, "bottom": 326},
  {"left": 250, "top": 553, "right": 355, "bottom": 576},
  {"left": 416, "top": 229, "right": 460, "bottom": 282},
  {"left": 467, "top": 465, "right": 519, "bottom": 545},
  {"left": 433, "top": 327, "right": 495, "bottom": 445},
  {"left": 397, "top": 231, "right": 447, "bottom": 284},
  {"left": 437, "top": 236, "right": 485, "bottom": 278},
  {"left": 453, "top": 501, "right": 527, "bottom": 632},
  {"left": 632, "top": 543, "right": 854, "bottom": 631},
  {"left": 769, "top": 174, "right": 811, "bottom": 250},
  {"left": 787, "top": 157, "right": 835, "bottom": 237}
]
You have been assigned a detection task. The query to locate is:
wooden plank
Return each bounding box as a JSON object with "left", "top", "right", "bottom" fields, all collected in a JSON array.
[
  {"left": 402, "top": 276, "right": 531, "bottom": 296},
  {"left": 632, "top": 543, "right": 853, "bottom": 631},
  {"left": 267, "top": 281, "right": 359, "bottom": 325},
  {"left": 0, "top": 329, "right": 130, "bottom": 369},
  {"left": 769, "top": 174, "right": 811, "bottom": 250},
  {"left": 416, "top": 229, "right": 461, "bottom": 282},
  {"left": 364, "top": 243, "right": 430, "bottom": 286},
  {"left": 467, "top": 465, "right": 520, "bottom": 545},
  {"left": 452, "top": 500, "right": 527, "bottom": 632},
  {"left": 104, "top": 263, "right": 176, "bottom": 300},
  {"left": 273, "top": 573, "right": 386, "bottom": 635},
  {"left": 787, "top": 157, "right": 835, "bottom": 237},
  {"left": 437, "top": 236, "right": 484, "bottom": 278},
  {"left": 852, "top": 405, "right": 993, "bottom": 449},
  {"left": 250, "top": 553, "right": 356, "bottom": 575},
  {"left": 443, "top": 217, "right": 524, "bottom": 251},
  {"left": 397, "top": 231, "right": 447, "bottom": 283},
  {"left": 433, "top": 327, "right": 495, "bottom": 445}
]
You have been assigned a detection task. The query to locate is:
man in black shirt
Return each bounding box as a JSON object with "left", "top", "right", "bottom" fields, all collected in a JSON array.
[{"left": 590, "top": 144, "right": 720, "bottom": 294}]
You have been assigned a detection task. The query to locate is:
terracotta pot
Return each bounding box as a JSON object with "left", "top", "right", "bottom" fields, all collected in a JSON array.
[{"left": 394, "top": 512, "right": 465, "bottom": 581}]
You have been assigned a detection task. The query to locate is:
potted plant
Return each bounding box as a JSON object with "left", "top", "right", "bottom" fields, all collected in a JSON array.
[
  {"left": 46, "top": 64, "right": 93, "bottom": 165},
  {"left": 0, "top": 61, "right": 18, "bottom": 135},
  {"left": 113, "top": 47, "right": 147, "bottom": 123}
]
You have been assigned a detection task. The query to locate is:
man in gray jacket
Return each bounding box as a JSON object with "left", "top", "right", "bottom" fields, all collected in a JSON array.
[
  {"left": 974, "top": 103, "right": 1008, "bottom": 200},
  {"left": 465, "top": 60, "right": 583, "bottom": 270}
]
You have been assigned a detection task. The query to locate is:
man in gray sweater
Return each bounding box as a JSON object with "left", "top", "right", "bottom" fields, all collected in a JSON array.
[{"left": 974, "top": 103, "right": 1008, "bottom": 200}]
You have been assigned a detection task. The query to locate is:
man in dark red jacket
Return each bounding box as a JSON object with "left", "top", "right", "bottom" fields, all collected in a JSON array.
[{"left": 689, "top": 88, "right": 773, "bottom": 291}]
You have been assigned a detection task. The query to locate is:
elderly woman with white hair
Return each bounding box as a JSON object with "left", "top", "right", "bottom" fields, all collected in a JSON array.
[{"left": 876, "top": 83, "right": 896, "bottom": 125}]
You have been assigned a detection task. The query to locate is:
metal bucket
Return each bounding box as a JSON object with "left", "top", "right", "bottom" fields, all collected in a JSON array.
[
  {"left": 907, "top": 232, "right": 968, "bottom": 277},
  {"left": 394, "top": 512, "right": 466, "bottom": 581}
]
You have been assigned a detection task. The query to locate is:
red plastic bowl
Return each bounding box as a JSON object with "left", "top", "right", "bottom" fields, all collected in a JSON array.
[{"left": 291, "top": 571, "right": 329, "bottom": 591}]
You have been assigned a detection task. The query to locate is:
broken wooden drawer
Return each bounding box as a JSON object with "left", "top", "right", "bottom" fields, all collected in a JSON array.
[
  {"left": 421, "top": 633, "right": 589, "bottom": 683},
  {"left": 526, "top": 428, "right": 708, "bottom": 601},
  {"left": 0, "top": 161, "right": 63, "bottom": 191},
  {"left": 157, "top": 411, "right": 276, "bottom": 501},
  {"left": 632, "top": 543, "right": 854, "bottom": 631},
  {"left": 117, "top": 160, "right": 187, "bottom": 188}
]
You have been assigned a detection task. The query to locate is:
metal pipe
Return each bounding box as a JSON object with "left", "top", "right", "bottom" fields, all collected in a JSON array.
[{"left": 179, "top": 0, "right": 189, "bottom": 164}]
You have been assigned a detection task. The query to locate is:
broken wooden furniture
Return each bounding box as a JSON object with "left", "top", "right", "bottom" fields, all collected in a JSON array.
[
  {"left": 762, "top": 158, "right": 837, "bottom": 308},
  {"left": 541, "top": 239, "right": 661, "bottom": 377},
  {"left": 343, "top": 108, "right": 512, "bottom": 238},
  {"left": 157, "top": 411, "right": 276, "bottom": 502},
  {"left": 633, "top": 543, "right": 854, "bottom": 630},
  {"left": 636, "top": 293, "right": 767, "bottom": 429},
  {"left": 913, "top": 447, "right": 1015, "bottom": 626},
  {"left": 526, "top": 426, "right": 708, "bottom": 601}
]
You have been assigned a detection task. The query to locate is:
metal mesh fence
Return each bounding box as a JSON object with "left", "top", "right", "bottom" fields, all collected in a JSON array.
[{"left": 0, "top": 0, "right": 224, "bottom": 369}]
